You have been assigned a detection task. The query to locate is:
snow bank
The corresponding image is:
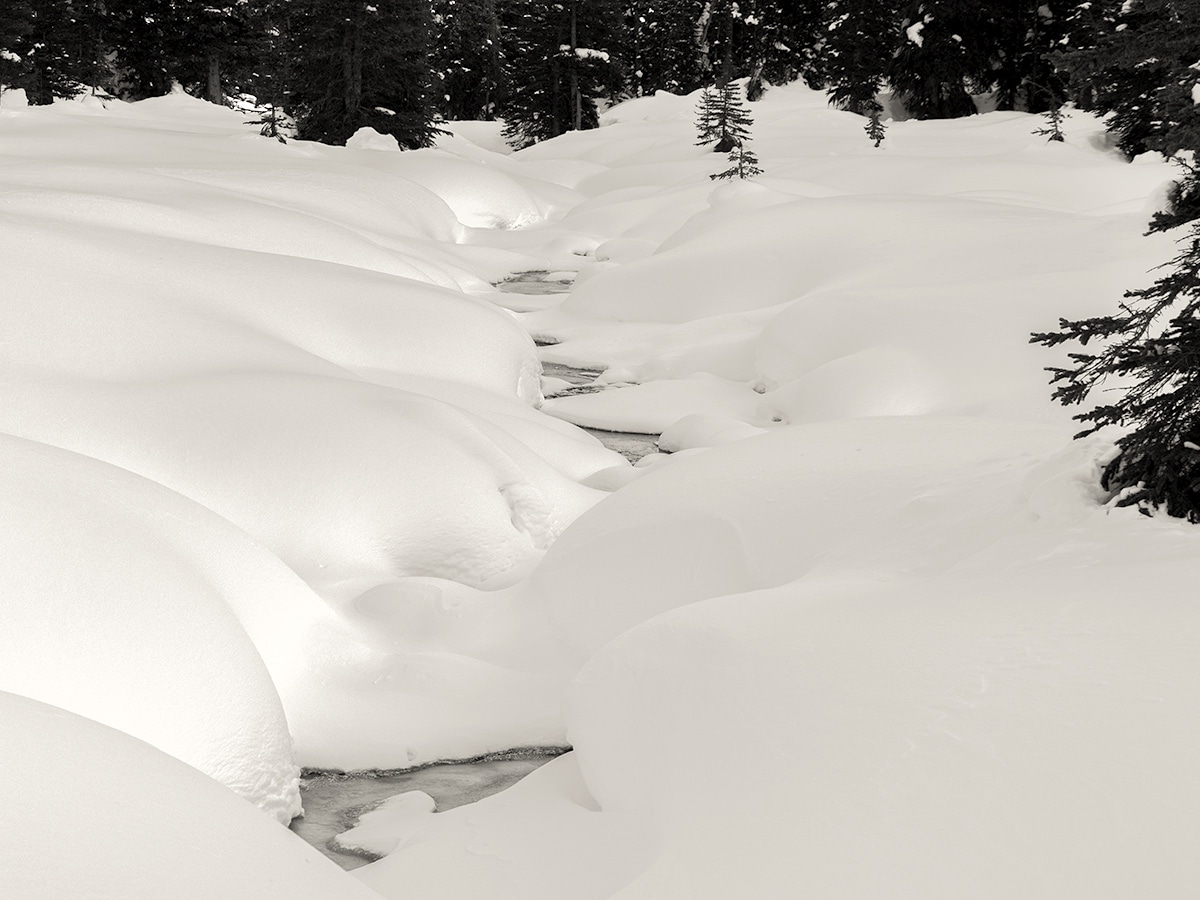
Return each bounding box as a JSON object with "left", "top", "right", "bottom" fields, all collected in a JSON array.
[
  {"left": 0, "top": 434, "right": 302, "bottom": 821},
  {"left": 355, "top": 754, "right": 655, "bottom": 900},
  {"left": 567, "top": 454, "right": 1200, "bottom": 898},
  {"left": 0, "top": 691, "right": 378, "bottom": 900},
  {"left": 0, "top": 91, "right": 619, "bottom": 774}
]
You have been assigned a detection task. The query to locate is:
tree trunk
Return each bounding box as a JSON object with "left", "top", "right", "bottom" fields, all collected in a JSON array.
[
  {"left": 694, "top": 2, "right": 712, "bottom": 80},
  {"left": 206, "top": 53, "right": 221, "bottom": 104},
  {"left": 570, "top": 1, "right": 582, "bottom": 131}
]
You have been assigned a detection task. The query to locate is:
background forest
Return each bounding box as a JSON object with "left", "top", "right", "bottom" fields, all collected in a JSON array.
[{"left": 1, "top": 0, "right": 1198, "bottom": 158}]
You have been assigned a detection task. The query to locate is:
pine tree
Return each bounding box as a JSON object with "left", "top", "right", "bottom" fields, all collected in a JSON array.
[
  {"left": 1033, "top": 102, "right": 1066, "bottom": 142},
  {"left": 1031, "top": 202, "right": 1200, "bottom": 520},
  {"left": 864, "top": 105, "right": 886, "bottom": 146},
  {"left": 711, "top": 141, "right": 762, "bottom": 179},
  {"left": 432, "top": 0, "right": 503, "bottom": 120},
  {"left": 0, "top": 0, "right": 34, "bottom": 102},
  {"left": 243, "top": 0, "right": 293, "bottom": 139},
  {"left": 695, "top": 78, "right": 752, "bottom": 152},
  {"left": 989, "top": 0, "right": 1070, "bottom": 113},
  {"left": 287, "top": 0, "right": 441, "bottom": 148},
  {"left": 821, "top": 0, "right": 901, "bottom": 115},
  {"left": 887, "top": 0, "right": 995, "bottom": 119},
  {"left": 1055, "top": 0, "right": 1200, "bottom": 158},
  {"left": 743, "top": 0, "right": 824, "bottom": 99},
  {"left": 498, "top": 0, "right": 624, "bottom": 148},
  {"left": 106, "top": 0, "right": 179, "bottom": 98},
  {"left": 16, "top": 0, "right": 109, "bottom": 103},
  {"left": 624, "top": 0, "right": 705, "bottom": 97}
]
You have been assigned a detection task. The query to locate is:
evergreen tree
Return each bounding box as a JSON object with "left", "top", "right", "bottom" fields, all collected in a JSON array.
[
  {"left": 743, "top": 0, "right": 823, "bottom": 99},
  {"left": 18, "top": 0, "right": 108, "bottom": 103},
  {"left": 176, "top": 0, "right": 259, "bottom": 104},
  {"left": 821, "top": 0, "right": 901, "bottom": 115},
  {"left": 1033, "top": 102, "right": 1066, "bottom": 142},
  {"left": 711, "top": 141, "right": 762, "bottom": 179},
  {"left": 1031, "top": 199, "right": 1200, "bottom": 520},
  {"left": 1055, "top": 0, "right": 1200, "bottom": 158},
  {"left": 498, "top": 0, "right": 624, "bottom": 148},
  {"left": 432, "top": 0, "right": 503, "bottom": 120},
  {"left": 990, "top": 0, "right": 1070, "bottom": 113},
  {"left": 624, "top": 0, "right": 704, "bottom": 96},
  {"left": 695, "top": 79, "right": 752, "bottom": 152},
  {"left": 865, "top": 105, "right": 886, "bottom": 146},
  {"left": 887, "top": 0, "right": 994, "bottom": 119},
  {"left": 244, "top": 0, "right": 294, "bottom": 139},
  {"left": 0, "top": 0, "right": 34, "bottom": 101},
  {"left": 106, "top": 0, "right": 179, "bottom": 98},
  {"left": 287, "top": 0, "right": 441, "bottom": 148}
]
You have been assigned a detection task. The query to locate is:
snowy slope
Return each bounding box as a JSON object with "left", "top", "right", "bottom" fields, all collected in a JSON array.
[{"left": 3, "top": 80, "right": 1197, "bottom": 899}]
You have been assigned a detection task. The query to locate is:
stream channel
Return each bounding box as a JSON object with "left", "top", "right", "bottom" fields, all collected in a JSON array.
[
  {"left": 290, "top": 273, "right": 656, "bottom": 871},
  {"left": 291, "top": 749, "right": 566, "bottom": 870}
]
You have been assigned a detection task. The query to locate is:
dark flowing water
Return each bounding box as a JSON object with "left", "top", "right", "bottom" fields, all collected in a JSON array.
[{"left": 291, "top": 751, "right": 565, "bottom": 870}]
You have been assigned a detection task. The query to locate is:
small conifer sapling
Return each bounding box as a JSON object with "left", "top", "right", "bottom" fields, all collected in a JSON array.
[
  {"left": 864, "top": 104, "right": 887, "bottom": 148},
  {"left": 1034, "top": 103, "right": 1066, "bottom": 142},
  {"left": 711, "top": 142, "right": 763, "bottom": 180}
]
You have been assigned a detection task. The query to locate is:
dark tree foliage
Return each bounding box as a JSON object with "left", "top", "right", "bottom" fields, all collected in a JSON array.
[
  {"left": 821, "top": 0, "right": 901, "bottom": 115},
  {"left": 498, "top": 0, "right": 624, "bottom": 149},
  {"left": 432, "top": 0, "right": 503, "bottom": 120},
  {"left": 741, "top": 0, "right": 823, "bottom": 99},
  {"left": 624, "top": 0, "right": 705, "bottom": 97},
  {"left": 887, "top": 0, "right": 995, "bottom": 119},
  {"left": 990, "top": 0, "right": 1071, "bottom": 113},
  {"left": 19, "top": 0, "right": 107, "bottom": 103},
  {"left": 243, "top": 0, "right": 293, "bottom": 138},
  {"left": 1032, "top": 205, "right": 1200, "bottom": 520},
  {"left": 1055, "top": 0, "right": 1200, "bottom": 157},
  {"left": 287, "top": 0, "right": 441, "bottom": 148},
  {"left": 106, "top": 0, "right": 183, "bottom": 98},
  {"left": 0, "top": 0, "right": 34, "bottom": 97}
]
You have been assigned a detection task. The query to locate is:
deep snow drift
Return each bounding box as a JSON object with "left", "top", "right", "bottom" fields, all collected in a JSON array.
[{"left": 3, "top": 82, "right": 1198, "bottom": 898}]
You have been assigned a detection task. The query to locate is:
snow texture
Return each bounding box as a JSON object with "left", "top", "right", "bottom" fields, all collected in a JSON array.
[{"left": 4, "top": 79, "right": 1197, "bottom": 900}]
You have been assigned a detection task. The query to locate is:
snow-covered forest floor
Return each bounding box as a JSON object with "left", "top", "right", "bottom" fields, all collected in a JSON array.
[{"left": 2, "top": 83, "right": 1197, "bottom": 898}]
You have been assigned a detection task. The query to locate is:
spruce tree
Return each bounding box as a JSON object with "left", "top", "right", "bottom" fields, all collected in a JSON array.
[
  {"left": 711, "top": 141, "right": 762, "bottom": 179},
  {"left": 822, "top": 0, "right": 901, "bottom": 115},
  {"left": 695, "top": 79, "right": 752, "bottom": 152},
  {"left": 887, "top": 0, "right": 994, "bottom": 119},
  {"left": 17, "top": 0, "right": 109, "bottom": 103},
  {"left": 864, "top": 106, "right": 887, "bottom": 147},
  {"left": 1031, "top": 202, "right": 1200, "bottom": 520},
  {"left": 743, "top": 0, "right": 823, "bottom": 99},
  {"left": 0, "top": 0, "right": 33, "bottom": 101},
  {"left": 287, "top": 0, "right": 441, "bottom": 148},
  {"left": 498, "top": 0, "right": 624, "bottom": 148},
  {"left": 432, "top": 0, "right": 503, "bottom": 120},
  {"left": 624, "top": 0, "right": 705, "bottom": 97},
  {"left": 1055, "top": 0, "right": 1200, "bottom": 158},
  {"left": 989, "top": 0, "right": 1069, "bottom": 113}
]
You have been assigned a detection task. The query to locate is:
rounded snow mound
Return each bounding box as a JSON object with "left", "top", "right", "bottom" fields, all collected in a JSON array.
[
  {"left": 0, "top": 434, "right": 302, "bottom": 822},
  {"left": 0, "top": 690, "right": 377, "bottom": 900}
]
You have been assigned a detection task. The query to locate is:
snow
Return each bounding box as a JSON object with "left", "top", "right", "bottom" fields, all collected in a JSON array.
[
  {"left": 332, "top": 790, "right": 437, "bottom": 857},
  {"left": 0, "top": 691, "right": 378, "bottom": 900},
  {"left": 4, "top": 79, "right": 1197, "bottom": 898}
]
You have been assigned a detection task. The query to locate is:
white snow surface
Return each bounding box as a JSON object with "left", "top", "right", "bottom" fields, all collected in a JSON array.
[
  {"left": 0, "top": 691, "right": 378, "bottom": 900},
  {"left": 4, "top": 82, "right": 1198, "bottom": 898}
]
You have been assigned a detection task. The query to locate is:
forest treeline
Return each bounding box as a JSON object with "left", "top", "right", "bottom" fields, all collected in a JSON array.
[{"left": 0, "top": 0, "right": 1197, "bottom": 156}]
